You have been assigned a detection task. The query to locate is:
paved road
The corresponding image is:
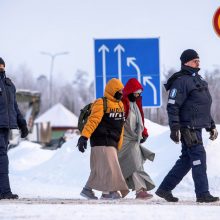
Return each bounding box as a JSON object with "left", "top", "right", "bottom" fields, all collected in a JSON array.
[{"left": 0, "top": 198, "right": 220, "bottom": 206}]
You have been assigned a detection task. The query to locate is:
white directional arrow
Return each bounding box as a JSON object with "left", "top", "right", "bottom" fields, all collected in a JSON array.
[
  {"left": 98, "top": 44, "right": 109, "bottom": 89},
  {"left": 127, "top": 57, "right": 141, "bottom": 83},
  {"left": 143, "top": 76, "right": 157, "bottom": 105},
  {"left": 114, "top": 44, "right": 125, "bottom": 81}
]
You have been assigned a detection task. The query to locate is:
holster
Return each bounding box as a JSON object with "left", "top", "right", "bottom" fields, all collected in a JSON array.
[{"left": 180, "top": 128, "right": 202, "bottom": 147}]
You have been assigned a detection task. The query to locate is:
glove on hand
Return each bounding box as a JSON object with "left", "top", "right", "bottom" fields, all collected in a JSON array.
[
  {"left": 20, "top": 125, "right": 29, "bottom": 138},
  {"left": 170, "top": 126, "right": 180, "bottom": 143},
  {"left": 209, "top": 128, "right": 218, "bottom": 141},
  {"left": 76, "top": 136, "right": 88, "bottom": 153},
  {"left": 140, "top": 135, "right": 148, "bottom": 143}
]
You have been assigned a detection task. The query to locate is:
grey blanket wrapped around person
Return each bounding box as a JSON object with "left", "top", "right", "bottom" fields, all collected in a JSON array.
[{"left": 118, "top": 102, "right": 155, "bottom": 192}]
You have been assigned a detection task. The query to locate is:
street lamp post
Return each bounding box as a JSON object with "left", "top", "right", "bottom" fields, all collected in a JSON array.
[{"left": 41, "top": 51, "right": 69, "bottom": 107}]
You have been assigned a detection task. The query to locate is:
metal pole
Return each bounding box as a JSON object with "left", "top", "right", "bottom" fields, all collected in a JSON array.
[
  {"left": 49, "top": 56, "right": 55, "bottom": 107},
  {"left": 41, "top": 51, "right": 69, "bottom": 107}
]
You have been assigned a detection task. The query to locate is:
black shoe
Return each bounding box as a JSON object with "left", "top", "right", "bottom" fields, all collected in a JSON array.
[
  {"left": 197, "top": 194, "right": 219, "bottom": 203},
  {"left": 0, "top": 192, "right": 19, "bottom": 200},
  {"left": 155, "top": 188, "right": 179, "bottom": 202},
  {"left": 80, "top": 187, "right": 98, "bottom": 200}
]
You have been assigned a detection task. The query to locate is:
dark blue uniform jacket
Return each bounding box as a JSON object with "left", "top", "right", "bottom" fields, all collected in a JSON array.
[
  {"left": 0, "top": 72, "right": 26, "bottom": 129},
  {"left": 164, "top": 65, "right": 215, "bottom": 130}
]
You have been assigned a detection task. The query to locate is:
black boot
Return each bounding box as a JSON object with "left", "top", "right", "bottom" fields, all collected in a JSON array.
[
  {"left": 155, "top": 188, "right": 179, "bottom": 202},
  {"left": 197, "top": 194, "right": 219, "bottom": 203},
  {"left": 0, "top": 192, "right": 19, "bottom": 200}
]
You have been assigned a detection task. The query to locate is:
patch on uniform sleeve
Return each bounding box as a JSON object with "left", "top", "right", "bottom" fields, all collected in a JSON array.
[
  {"left": 169, "top": 88, "right": 177, "bottom": 98},
  {"left": 193, "top": 160, "right": 201, "bottom": 166},
  {"left": 168, "top": 99, "right": 175, "bottom": 104}
]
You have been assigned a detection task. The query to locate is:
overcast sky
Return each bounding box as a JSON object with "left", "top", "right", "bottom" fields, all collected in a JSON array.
[{"left": 1, "top": 0, "right": 220, "bottom": 82}]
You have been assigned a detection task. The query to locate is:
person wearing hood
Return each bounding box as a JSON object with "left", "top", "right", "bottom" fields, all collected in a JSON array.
[
  {"left": 118, "top": 78, "right": 155, "bottom": 199},
  {"left": 76, "top": 78, "right": 129, "bottom": 200},
  {"left": 155, "top": 49, "right": 219, "bottom": 203},
  {"left": 0, "top": 57, "right": 28, "bottom": 200}
]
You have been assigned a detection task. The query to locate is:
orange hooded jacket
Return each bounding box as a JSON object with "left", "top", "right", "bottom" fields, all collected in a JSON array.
[{"left": 82, "top": 78, "right": 124, "bottom": 150}]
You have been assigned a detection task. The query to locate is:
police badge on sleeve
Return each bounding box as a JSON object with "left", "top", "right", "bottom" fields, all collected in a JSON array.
[
  {"left": 168, "top": 88, "right": 177, "bottom": 104},
  {"left": 170, "top": 88, "right": 177, "bottom": 98}
]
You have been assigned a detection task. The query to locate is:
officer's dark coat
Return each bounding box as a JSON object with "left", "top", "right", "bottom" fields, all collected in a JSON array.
[
  {"left": 0, "top": 72, "right": 26, "bottom": 129},
  {"left": 164, "top": 65, "right": 215, "bottom": 129}
]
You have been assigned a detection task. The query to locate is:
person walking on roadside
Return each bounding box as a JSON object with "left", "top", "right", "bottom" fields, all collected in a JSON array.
[
  {"left": 0, "top": 57, "right": 28, "bottom": 200},
  {"left": 118, "top": 78, "right": 155, "bottom": 200},
  {"left": 155, "top": 49, "right": 219, "bottom": 203},
  {"left": 76, "top": 78, "right": 129, "bottom": 200}
]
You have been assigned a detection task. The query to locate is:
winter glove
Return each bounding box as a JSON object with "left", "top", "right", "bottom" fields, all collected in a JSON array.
[
  {"left": 141, "top": 128, "right": 149, "bottom": 143},
  {"left": 209, "top": 128, "right": 218, "bottom": 141},
  {"left": 20, "top": 125, "right": 29, "bottom": 138},
  {"left": 170, "top": 125, "right": 180, "bottom": 144},
  {"left": 140, "top": 135, "right": 148, "bottom": 143},
  {"left": 76, "top": 136, "right": 88, "bottom": 153}
]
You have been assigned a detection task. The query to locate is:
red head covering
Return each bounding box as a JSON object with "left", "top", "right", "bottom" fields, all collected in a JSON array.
[{"left": 122, "top": 78, "right": 148, "bottom": 137}]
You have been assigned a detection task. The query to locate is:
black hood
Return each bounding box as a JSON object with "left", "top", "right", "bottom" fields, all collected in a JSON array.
[{"left": 164, "top": 65, "right": 200, "bottom": 91}]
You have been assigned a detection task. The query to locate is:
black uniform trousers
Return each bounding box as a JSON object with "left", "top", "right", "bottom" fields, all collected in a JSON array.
[
  {"left": 158, "top": 129, "right": 209, "bottom": 198},
  {"left": 0, "top": 128, "right": 11, "bottom": 194}
]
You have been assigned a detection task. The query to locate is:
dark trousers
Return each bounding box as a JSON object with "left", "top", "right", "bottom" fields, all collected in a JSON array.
[
  {"left": 158, "top": 130, "right": 209, "bottom": 198},
  {"left": 0, "top": 128, "right": 11, "bottom": 194}
]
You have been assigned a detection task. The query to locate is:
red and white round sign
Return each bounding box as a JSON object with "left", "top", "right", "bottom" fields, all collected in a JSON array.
[{"left": 213, "top": 7, "right": 220, "bottom": 37}]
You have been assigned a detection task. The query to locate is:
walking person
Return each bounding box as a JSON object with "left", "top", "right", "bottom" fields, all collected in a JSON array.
[
  {"left": 118, "top": 78, "right": 155, "bottom": 199},
  {"left": 155, "top": 49, "right": 219, "bottom": 203},
  {"left": 0, "top": 57, "right": 28, "bottom": 200},
  {"left": 76, "top": 78, "right": 129, "bottom": 200}
]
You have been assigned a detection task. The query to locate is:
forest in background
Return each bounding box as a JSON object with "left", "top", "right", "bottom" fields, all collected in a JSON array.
[{"left": 7, "top": 65, "right": 220, "bottom": 125}]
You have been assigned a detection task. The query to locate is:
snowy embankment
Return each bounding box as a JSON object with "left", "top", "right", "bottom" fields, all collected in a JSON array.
[
  {"left": 2, "top": 120, "right": 220, "bottom": 220},
  {"left": 8, "top": 119, "right": 220, "bottom": 199}
]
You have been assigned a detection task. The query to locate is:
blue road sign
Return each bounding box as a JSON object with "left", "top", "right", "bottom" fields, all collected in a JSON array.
[{"left": 94, "top": 38, "right": 161, "bottom": 107}]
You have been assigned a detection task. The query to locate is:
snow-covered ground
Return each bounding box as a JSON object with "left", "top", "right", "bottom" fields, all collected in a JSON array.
[
  {"left": 0, "top": 203, "right": 220, "bottom": 220},
  {"left": 1, "top": 119, "right": 220, "bottom": 220}
]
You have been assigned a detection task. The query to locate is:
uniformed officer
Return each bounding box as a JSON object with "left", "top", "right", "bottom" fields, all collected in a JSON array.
[
  {"left": 155, "top": 49, "right": 219, "bottom": 203},
  {"left": 0, "top": 57, "right": 28, "bottom": 200}
]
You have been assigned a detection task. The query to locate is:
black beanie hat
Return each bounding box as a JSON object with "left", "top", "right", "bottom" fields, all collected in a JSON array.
[
  {"left": 0, "top": 57, "right": 5, "bottom": 67},
  {"left": 180, "top": 49, "right": 199, "bottom": 65}
]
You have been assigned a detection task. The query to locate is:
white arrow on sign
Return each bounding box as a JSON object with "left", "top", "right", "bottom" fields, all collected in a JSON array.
[
  {"left": 127, "top": 57, "right": 141, "bottom": 83},
  {"left": 114, "top": 44, "right": 125, "bottom": 81},
  {"left": 98, "top": 44, "right": 109, "bottom": 89},
  {"left": 143, "top": 76, "right": 157, "bottom": 105}
]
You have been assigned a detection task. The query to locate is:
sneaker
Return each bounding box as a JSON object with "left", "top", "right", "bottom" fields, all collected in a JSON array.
[
  {"left": 110, "top": 191, "right": 121, "bottom": 199},
  {"left": 100, "top": 192, "right": 121, "bottom": 200},
  {"left": 100, "top": 193, "right": 112, "bottom": 200},
  {"left": 197, "top": 194, "right": 219, "bottom": 203},
  {"left": 155, "top": 188, "right": 178, "bottom": 202},
  {"left": 136, "top": 190, "right": 153, "bottom": 200},
  {"left": 0, "top": 192, "right": 19, "bottom": 200},
  {"left": 80, "top": 187, "right": 98, "bottom": 200}
]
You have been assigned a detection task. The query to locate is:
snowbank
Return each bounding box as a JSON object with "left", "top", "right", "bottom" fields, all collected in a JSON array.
[{"left": 8, "top": 121, "right": 220, "bottom": 199}]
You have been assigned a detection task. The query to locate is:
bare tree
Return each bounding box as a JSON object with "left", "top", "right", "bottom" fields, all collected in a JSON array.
[
  {"left": 13, "top": 64, "right": 36, "bottom": 90},
  {"left": 204, "top": 68, "right": 220, "bottom": 123},
  {"left": 144, "top": 68, "right": 177, "bottom": 125},
  {"left": 9, "top": 64, "right": 220, "bottom": 125}
]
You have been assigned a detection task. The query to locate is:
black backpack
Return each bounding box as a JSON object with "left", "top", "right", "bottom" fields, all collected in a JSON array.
[{"left": 78, "top": 97, "right": 107, "bottom": 133}]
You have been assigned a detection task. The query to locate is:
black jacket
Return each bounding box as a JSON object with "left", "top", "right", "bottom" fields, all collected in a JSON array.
[
  {"left": 0, "top": 72, "right": 26, "bottom": 129},
  {"left": 164, "top": 65, "right": 215, "bottom": 129}
]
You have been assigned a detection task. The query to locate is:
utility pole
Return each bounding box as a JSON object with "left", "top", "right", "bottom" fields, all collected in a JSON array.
[{"left": 41, "top": 51, "right": 69, "bottom": 107}]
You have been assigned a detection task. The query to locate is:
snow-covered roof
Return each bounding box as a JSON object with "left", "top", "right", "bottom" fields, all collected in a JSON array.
[{"left": 35, "top": 103, "right": 78, "bottom": 127}]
